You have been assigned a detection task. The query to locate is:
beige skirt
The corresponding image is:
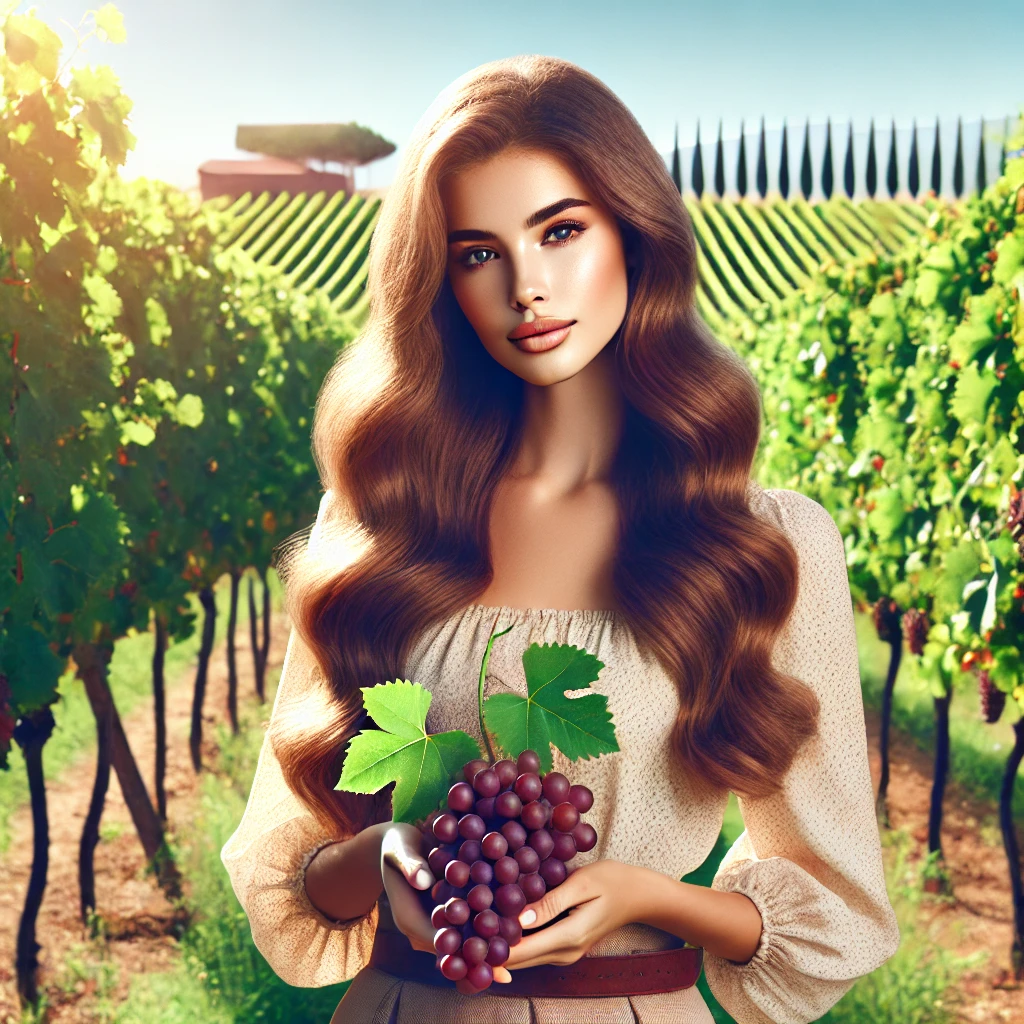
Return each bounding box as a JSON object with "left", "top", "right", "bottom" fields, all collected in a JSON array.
[{"left": 330, "top": 920, "right": 715, "bottom": 1024}]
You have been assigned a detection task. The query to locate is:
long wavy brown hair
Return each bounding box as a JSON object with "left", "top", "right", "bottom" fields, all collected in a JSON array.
[{"left": 272, "top": 54, "right": 819, "bottom": 839}]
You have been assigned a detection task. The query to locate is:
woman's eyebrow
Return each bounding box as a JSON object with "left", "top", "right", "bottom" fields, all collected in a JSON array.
[{"left": 447, "top": 198, "right": 592, "bottom": 244}]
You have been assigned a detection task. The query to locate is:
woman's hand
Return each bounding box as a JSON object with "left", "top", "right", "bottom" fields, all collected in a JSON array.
[
  {"left": 380, "top": 822, "right": 513, "bottom": 984},
  {"left": 380, "top": 822, "right": 437, "bottom": 953},
  {"left": 504, "top": 860, "right": 658, "bottom": 971}
]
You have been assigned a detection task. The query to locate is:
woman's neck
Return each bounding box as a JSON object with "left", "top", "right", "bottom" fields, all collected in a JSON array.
[{"left": 508, "top": 342, "right": 624, "bottom": 498}]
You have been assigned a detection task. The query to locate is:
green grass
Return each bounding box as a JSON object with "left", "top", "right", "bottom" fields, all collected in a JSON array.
[
  {"left": 0, "top": 568, "right": 285, "bottom": 857},
  {"left": 112, "top": 664, "right": 349, "bottom": 1024}
]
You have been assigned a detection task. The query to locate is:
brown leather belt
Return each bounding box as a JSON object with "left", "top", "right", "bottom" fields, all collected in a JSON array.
[{"left": 368, "top": 927, "right": 704, "bottom": 998}]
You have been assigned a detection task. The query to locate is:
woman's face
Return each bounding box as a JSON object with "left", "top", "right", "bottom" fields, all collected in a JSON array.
[{"left": 441, "top": 147, "right": 629, "bottom": 385}]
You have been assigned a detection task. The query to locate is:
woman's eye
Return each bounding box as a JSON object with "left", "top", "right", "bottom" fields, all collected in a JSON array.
[
  {"left": 461, "top": 248, "right": 496, "bottom": 269},
  {"left": 544, "top": 221, "right": 584, "bottom": 244}
]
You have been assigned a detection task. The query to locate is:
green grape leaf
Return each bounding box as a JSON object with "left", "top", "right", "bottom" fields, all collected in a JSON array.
[
  {"left": 335, "top": 680, "right": 479, "bottom": 825},
  {"left": 94, "top": 4, "right": 127, "bottom": 44},
  {"left": 482, "top": 642, "right": 618, "bottom": 773},
  {"left": 175, "top": 393, "right": 204, "bottom": 428}
]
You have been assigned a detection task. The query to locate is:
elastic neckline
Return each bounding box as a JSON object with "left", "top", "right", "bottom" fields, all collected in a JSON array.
[{"left": 461, "top": 602, "right": 619, "bottom": 624}]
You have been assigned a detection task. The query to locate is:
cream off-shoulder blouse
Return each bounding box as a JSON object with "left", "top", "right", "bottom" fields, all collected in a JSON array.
[{"left": 221, "top": 482, "right": 901, "bottom": 1024}]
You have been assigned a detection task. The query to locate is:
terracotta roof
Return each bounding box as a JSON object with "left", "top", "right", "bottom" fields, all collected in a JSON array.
[{"left": 198, "top": 157, "right": 309, "bottom": 176}]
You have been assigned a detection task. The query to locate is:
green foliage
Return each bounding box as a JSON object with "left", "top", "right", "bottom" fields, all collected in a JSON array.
[
  {"left": 720, "top": 109, "right": 1024, "bottom": 718},
  {"left": 336, "top": 680, "right": 481, "bottom": 824},
  {"left": 235, "top": 122, "right": 396, "bottom": 166},
  {"left": 483, "top": 642, "right": 619, "bottom": 773},
  {"left": 0, "top": 1, "right": 356, "bottom": 773}
]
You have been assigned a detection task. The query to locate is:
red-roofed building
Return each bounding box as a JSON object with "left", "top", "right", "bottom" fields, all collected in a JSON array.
[{"left": 198, "top": 156, "right": 354, "bottom": 201}]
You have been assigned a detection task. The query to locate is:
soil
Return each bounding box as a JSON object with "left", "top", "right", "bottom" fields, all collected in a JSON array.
[{"left": 0, "top": 609, "right": 1022, "bottom": 1024}]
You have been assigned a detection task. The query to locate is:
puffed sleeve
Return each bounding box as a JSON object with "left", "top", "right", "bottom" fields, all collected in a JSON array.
[
  {"left": 702, "top": 487, "right": 900, "bottom": 1024},
  {"left": 219, "top": 489, "right": 379, "bottom": 987}
]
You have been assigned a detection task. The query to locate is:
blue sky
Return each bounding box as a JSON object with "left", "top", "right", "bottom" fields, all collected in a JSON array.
[{"left": 17, "top": 0, "right": 1024, "bottom": 193}]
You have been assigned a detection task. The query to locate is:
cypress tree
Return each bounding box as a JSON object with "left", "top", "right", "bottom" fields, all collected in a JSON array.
[
  {"left": 756, "top": 115, "right": 768, "bottom": 198},
  {"left": 908, "top": 119, "right": 919, "bottom": 197},
  {"left": 799, "top": 117, "right": 812, "bottom": 199},
  {"left": 843, "top": 119, "right": 855, "bottom": 198},
  {"left": 953, "top": 116, "right": 964, "bottom": 197},
  {"left": 737, "top": 118, "right": 747, "bottom": 198},
  {"left": 821, "top": 117, "right": 834, "bottom": 199},
  {"left": 930, "top": 117, "right": 942, "bottom": 196},
  {"left": 866, "top": 118, "right": 877, "bottom": 198},
  {"left": 691, "top": 120, "right": 704, "bottom": 198},
  {"left": 779, "top": 118, "right": 790, "bottom": 199},
  {"left": 886, "top": 119, "right": 898, "bottom": 197}
]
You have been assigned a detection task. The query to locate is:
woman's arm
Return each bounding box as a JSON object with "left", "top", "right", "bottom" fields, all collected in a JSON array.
[
  {"left": 304, "top": 821, "right": 390, "bottom": 923},
  {"left": 306, "top": 819, "right": 442, "bottom": 956},
  {"left": 505, "top": 860, "right": 762, "bottom": 969},
  {"left": 632, "top": 870, "right": 763, "bottom": 963}
]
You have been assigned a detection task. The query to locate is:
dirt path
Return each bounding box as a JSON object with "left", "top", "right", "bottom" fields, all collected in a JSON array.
[
  {"left": 0, "top": 612, "right": 1022, "bottom": 1023},
  {"left": 0, "top": 606, "right": 293, "bottom": 1024},
  {"left": 863, "top": 710, "right": 1024, "bottom": 1022}
]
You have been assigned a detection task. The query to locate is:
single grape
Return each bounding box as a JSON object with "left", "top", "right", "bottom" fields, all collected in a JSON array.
[
  {"left": 473, "top": 909, "right": 500, "bottom": 939},
  {"left": 527, "top": 827, "right": 554, "bottom": 861},
  {"left": 475, "top": 796, "right": 497, "bottom": 820},
  {"left": 493, "top": 758, "right": 519, "bottom": 788},
  {"left": 572, "top": 821, "right": 597, "bottom": 853},
  {"left": 431, "top": 904, "right": 447, "bottom": 930},
  {"left": 458, "top": 813, "right": 486, "bottom": 841},
  {"left": 542, "top": 771, "right": 570, "bottom": 804},
  {"left": 463, "top": 758, "right": 489, "bottom": 783},
  {"left": 551, "top": 830, "right": 577, "bottom": 861},
  {"left": 473, "top": 767, "right": 500, "bottom": 798},
  {"left": 500, "top": 820, "right": 527, "bottom": 851},
  {"left": 462, "top": 935, "right": 489, "bottom": 965},
  {"left": 432, "top": 813, "right": 459, "bottom": 844},
  {"left": 431, "top": 880, "right": 455, "bottom": 903},
  {"left": 434, "top": 926, "right": 462, "bottom": 956},
  {"left": 444, "top": 897, "right": 470, "bottom": 926},
  {"left": 467, "top": 883, "right": 494, "bottom": 912},
  {"left": 513, "top": 845, "right": 540, "bottom": 874},
  {"left": 439, "top": 953, "right": 468, "bottom": 981},
  {"left": 494, "top": 883, "right": 527, "bottom": 917},
  {"left": 448, "top": 781, "right": 476, "bottom": 814},
  {"left": 428, "top": 845, "right": 453, "bottom": 876},
  {"left": 539, "top": 856, "right": 567, "bottom": 888},
  {"left": 517, "top": 749, "right": 541, "bottom": 774},
  {"left": 486, "top": 935, "right": 511, "bottom": 967},
  {"left": 458, "top": 840, "right": 482, "bottom": 864},
  {"left": 520, "top": 800, "right": 547, "bottom": 830},
  {"left": 513, "top": 772, "right": 542, "bottom": 803},
  {"left": 551, "top": 801, "right": 580, "bottom": 833},
  {"left": 493, "top": 855, "right": 520, "bottom": 885},
  {"left": 497, "top": 914, "right": 523, "bottom": 946},
  {"left": 519, "top": 871, "right": 546, "bottom": 902},
  {"left": 481, "top": 831, "right": 509, "bottom": 861},
  {"left": 495, "top": 791, "right": 523, "bottom": 819},
  {"left": 445, "top": 858, "right": 471, "bottom": 888},
  {"left": 466, "top": 960, "right": 494, "bottom": 990},
  {"left": 568, "top": 784, "right": 594, "bottom": 813},
  {"left": 469, "top": 859, "right": 494, "bottom": 886}
]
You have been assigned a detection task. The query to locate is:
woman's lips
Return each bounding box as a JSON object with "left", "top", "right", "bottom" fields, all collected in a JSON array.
[{"left": 510, "top": 322, "right": 574, "bottom": 353}]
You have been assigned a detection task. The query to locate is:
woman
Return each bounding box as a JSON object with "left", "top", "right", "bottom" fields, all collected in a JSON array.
[{"left": 221, "top": 54, "right": 900, "bottom": 1023}]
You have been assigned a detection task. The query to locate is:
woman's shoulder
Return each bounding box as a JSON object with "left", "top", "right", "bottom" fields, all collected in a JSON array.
[{"left": 751, "top": 485, "right": 843, "bottom": 554}]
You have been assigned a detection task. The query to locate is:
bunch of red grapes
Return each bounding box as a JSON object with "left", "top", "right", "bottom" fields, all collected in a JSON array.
[{"left": 419, "top": 748, "right": 596, "bottom": 993}]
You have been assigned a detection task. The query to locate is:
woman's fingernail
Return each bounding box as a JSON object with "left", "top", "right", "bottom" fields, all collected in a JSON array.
[
  {"left": 519, "top": 909, "right": 536, "bottom": 926},
  {"left": 414, "top": 868, "right": 432, "bottom": 889}
]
